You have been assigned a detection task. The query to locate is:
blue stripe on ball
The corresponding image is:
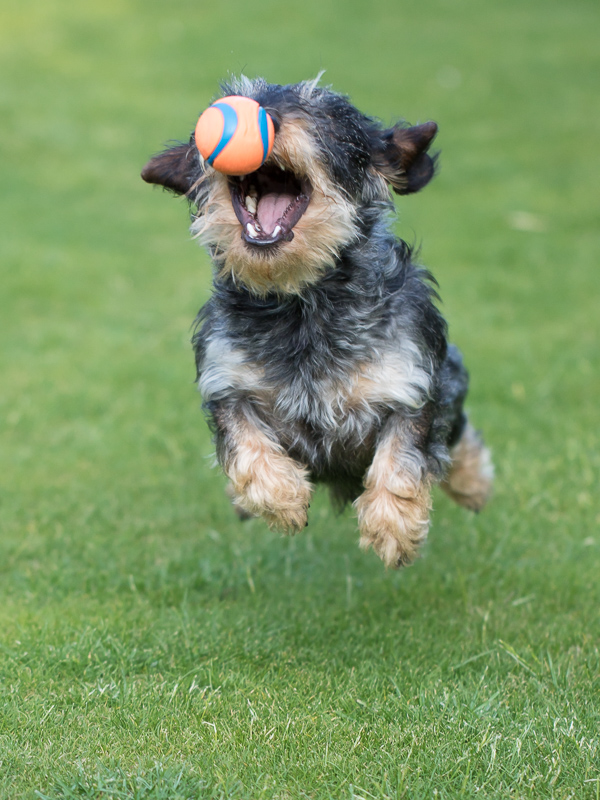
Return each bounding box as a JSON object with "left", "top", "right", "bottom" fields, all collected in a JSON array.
[
  {"left": 258, "top": 106, "right": 270, "bottom": 163},
  {"left": 207, "top": 102, "right": 238, "bottom": 166}
]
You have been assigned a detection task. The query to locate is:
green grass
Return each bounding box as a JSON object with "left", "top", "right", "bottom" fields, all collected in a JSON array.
[{"left": 1, "top": 0, "right": 599, "bottom": 797}]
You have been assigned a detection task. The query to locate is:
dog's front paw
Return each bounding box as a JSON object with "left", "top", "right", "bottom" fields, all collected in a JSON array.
[
  {"left": 230, "top": 450, "right": 312, "bottom": 533},
  {"left": 355, "top": 476, "right": 431, "bottom": 567}
]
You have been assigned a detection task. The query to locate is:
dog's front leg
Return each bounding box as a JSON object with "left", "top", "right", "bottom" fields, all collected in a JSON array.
[
  {"left": 355, "top": 416, "right": 432, "bottom": 567},
  {"left": 213, "top": 401, "right": 312, "bottom": 532}
]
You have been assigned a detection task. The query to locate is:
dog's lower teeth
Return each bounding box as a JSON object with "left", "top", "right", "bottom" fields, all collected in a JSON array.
[
  {"left": 272, "top": 225, "right": 282, "bottom": 237},
  {"left": 246, "top": 223, "right": 258, "bottom": 239}
]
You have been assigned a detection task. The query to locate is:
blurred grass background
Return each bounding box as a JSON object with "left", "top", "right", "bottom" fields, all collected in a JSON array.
[{"left": 1, "top": 0, "right": 599, "bottom": 797}]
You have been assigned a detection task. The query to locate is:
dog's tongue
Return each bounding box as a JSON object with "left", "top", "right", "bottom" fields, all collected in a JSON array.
[{"left": 257, "top": 192, "right": 294, "bottom": 234}]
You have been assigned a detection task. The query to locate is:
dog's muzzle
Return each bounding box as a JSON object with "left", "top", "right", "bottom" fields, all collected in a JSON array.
[{"left": 229, "top": 164, "right": 311, "bottom": 246}]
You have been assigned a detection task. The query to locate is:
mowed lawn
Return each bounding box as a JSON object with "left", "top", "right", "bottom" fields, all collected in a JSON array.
[{"left": 1, "top": 0, "right": 599, "bottom": 797}]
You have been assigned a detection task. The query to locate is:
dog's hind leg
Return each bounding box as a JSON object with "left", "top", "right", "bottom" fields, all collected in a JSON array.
[
  {"left": 441, "top": 422, "right": 493, "bottom": 511},
  {"left": 435, "top": 345, "right": 494, "bottom": 511}
]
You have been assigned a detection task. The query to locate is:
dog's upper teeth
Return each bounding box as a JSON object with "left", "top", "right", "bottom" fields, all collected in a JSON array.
[{"left": 245, "top": 195, "right": 257, "bottom": 214}]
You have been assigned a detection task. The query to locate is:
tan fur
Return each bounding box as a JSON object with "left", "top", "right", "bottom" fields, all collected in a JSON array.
[
  {"left": 363, "top": 166, "right": 395, "bottom": 204},
  {"left": 198, "top": 337, "right": 265, "bottom": 400},
  {"left": 441, "top": 421, "right": 494, "bottom": 511},
  {"left": 191, "top": 118, "right": 358, "bottom": 296},
  {"left": 200, "top": 341, "right": 431, "bottom": 434},
  {"left": 355, "top": 425, "right": 431, "bottom": 567},
  {"left": 226, "top": 415, "right": 312, "bottom": 531},
  {"left": 347, "top": 346, "right": 432, "bottom": 411}
]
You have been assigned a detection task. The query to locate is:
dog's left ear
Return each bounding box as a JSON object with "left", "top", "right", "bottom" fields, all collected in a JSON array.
[
  {"left": 373, "top": 121, "right": 438, "bottom": 195},
  {"left": 141, "top": 142, "right": 200, "bottom": 195}
]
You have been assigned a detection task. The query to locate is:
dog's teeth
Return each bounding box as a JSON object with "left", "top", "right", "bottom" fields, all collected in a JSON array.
[
  {"left": 246, "top": 223, "right": 258, "bottom": 239},
  {"left": 272, "top": 225, "right": 281, "bottom": 237},
  {"left": 245, "top": 196, "right": 257, "bottom": 214}
]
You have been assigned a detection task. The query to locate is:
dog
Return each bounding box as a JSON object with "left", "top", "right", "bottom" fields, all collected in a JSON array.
[{"left": 141, "top": 75, "right": 493, "bottom": 567}]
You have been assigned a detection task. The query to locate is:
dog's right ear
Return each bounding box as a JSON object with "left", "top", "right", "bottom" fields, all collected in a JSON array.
[{"left": 141, "top": 142, "right": 200, "bottom": 195}]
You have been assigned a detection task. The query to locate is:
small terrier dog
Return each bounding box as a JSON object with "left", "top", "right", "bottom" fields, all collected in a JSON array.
[{"left": 142, "top": 76, "right": 493, "bottom": 567}]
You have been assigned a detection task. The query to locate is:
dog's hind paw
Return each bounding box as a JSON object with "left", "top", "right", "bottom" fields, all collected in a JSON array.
[{"left": 441, "top": 422, "right": 494, "bottom": 512}]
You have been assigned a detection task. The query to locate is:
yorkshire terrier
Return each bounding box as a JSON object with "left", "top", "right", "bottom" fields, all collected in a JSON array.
[{"left": 142, "top": 76, "right": 493, "bottom": 567}]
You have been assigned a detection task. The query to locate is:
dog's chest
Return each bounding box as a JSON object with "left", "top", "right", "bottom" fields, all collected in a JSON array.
[{"left": 199, "top": 331, "right": 431, "bottom": 449}]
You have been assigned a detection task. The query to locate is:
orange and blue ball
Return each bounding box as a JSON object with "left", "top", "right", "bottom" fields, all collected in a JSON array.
[{"left": 195, "top": 96, "right": 275, "bottom": 176}]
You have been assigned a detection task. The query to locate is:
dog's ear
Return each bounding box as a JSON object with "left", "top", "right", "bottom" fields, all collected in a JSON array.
[
  {"left": 373, "top": 121, "right": 438, "bottom": 195},
  {"left": 141, "top": 142, "right": 200, "bottom": 195}
]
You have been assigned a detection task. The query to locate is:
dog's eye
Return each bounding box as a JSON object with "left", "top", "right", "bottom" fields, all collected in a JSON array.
[{"left": 265, "top": 113, "right": 280, "bottom": 134}]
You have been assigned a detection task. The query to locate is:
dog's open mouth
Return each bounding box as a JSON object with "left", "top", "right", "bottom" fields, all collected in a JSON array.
[{"left": 229, "top": 165, "right": 311, "bottom": 247}]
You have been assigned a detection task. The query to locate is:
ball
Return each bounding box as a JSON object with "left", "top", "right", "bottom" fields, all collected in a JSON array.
[{"left": 194, "top": 96, "right": 275, "bottom": 176}]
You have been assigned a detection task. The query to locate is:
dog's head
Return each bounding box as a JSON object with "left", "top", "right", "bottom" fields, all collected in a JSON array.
[{"left": 142, "top": 76, "right": 438, "bottom": 295}]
